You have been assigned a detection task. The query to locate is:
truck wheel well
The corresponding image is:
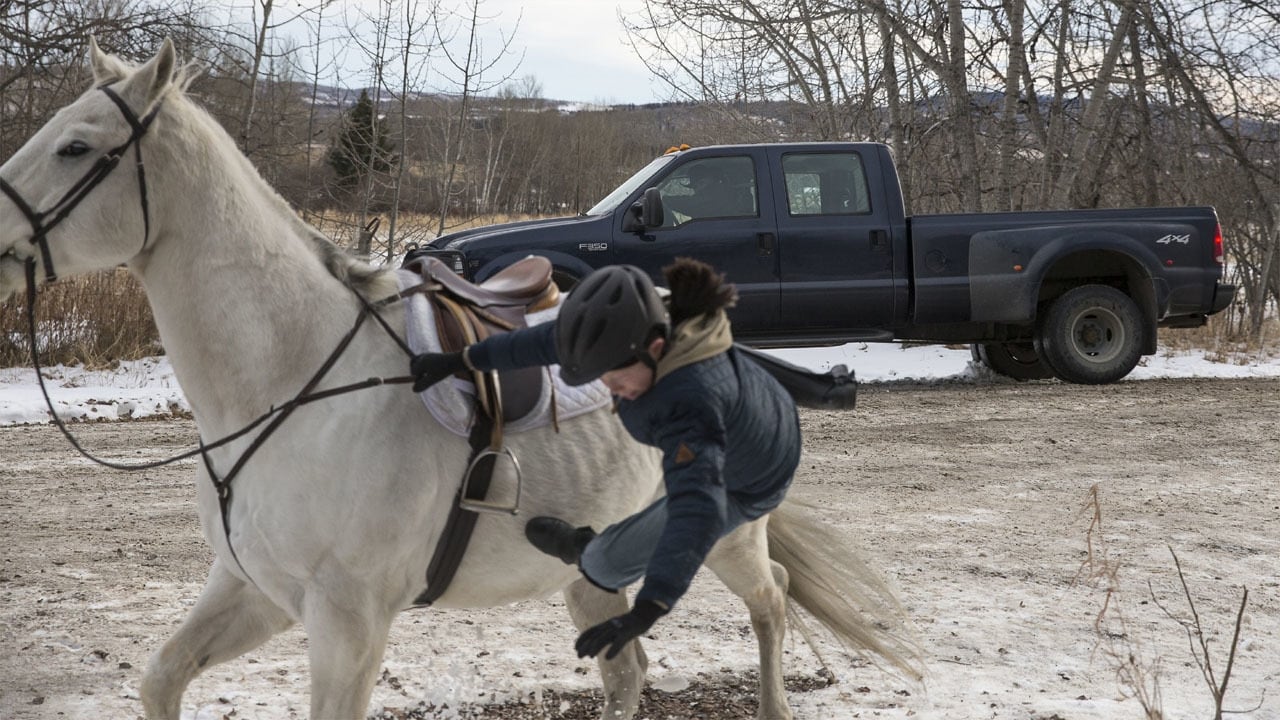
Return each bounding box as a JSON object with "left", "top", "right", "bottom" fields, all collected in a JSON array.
[{"left": 1036, "top": 249, "right": 1158, "bottom": 354}]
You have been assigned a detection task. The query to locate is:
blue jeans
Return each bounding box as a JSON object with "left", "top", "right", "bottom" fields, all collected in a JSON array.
[{"left": 579, "top": 484, "right": 790, "bottom": 592}]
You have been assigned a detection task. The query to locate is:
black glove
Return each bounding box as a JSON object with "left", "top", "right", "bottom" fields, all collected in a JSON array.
[
  {"left": 821, "top": 363, "right": 857, "bottom": 410},
  {"left": 575, "top": 599, "right": 668, "bottom": 660},
  {"left": 409, "top": 351, "right": 467, "bottom": 392}
]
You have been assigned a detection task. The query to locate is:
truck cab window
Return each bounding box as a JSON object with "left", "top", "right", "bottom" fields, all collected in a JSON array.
[
  {"left": 783, "top": 153, "right": 870, "bottom": 216},
  {"left": 656, "top": 157, "right": 757, "bottom": 227}
]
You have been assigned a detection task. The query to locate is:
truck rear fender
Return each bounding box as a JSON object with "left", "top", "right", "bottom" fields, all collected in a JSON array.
[{"left": 969, "top": 227, "right": 1164, "bottom": 353}]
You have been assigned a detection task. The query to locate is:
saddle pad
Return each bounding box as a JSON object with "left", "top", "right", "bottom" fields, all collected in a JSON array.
[{"left": 397, "top": 269, "right": 612, "bottom": 437}]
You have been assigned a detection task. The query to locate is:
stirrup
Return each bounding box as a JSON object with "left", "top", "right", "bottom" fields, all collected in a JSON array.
[{"left": 459, "top": 446, "right": 522, "bottom": 515}]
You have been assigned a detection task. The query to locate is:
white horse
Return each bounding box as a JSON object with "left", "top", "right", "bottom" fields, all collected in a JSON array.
[{"left": 0, "top": 40, "right": 919, "bottom": 719}]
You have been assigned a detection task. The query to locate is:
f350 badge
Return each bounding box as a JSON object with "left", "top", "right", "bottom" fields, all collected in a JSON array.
[{"left": 1156, "top": 233, "right": 1191, "bottom": 245}]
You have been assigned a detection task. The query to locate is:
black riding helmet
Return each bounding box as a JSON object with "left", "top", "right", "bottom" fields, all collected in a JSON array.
[{"left": 556, "top": 265, "right": 670, "bottom": 385}]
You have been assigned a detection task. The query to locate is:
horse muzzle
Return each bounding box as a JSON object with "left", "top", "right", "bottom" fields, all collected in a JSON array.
[{"left": 0, "top": 249, "right": 32, "bottom": 303}]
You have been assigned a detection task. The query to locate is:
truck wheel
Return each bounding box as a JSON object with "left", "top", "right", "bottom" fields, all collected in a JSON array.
[
  {"left": 970, "top": 342, "right": 1055, "bottom": 381},
  {"left": 1035, "top": 285, "right": 1144, "bottom": 385},
  {"left": 552, "top": 270, "right": 579, "bottom": 292}
]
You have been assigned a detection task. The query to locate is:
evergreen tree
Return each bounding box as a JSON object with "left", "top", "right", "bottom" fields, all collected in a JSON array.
[{"left": 327, "top": 90, "right": 394, "bottom": 187}]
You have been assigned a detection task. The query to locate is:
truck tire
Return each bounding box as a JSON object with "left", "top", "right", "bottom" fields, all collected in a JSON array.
[
  {"left": 552, "top": 270, "right": 580, "bottom": 292},
  {"left": 970, "top": 342, "right": 1055, "bottom": 381},
  {"left": 1034, "top": 285, "right": 1144, "bottom": 385}
]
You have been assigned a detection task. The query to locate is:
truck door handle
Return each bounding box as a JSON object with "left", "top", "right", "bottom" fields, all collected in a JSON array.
[
  {"left": 757, "top": 232, "right": 776, "bottom": 255},
  {"left": 870, "top": 229, "right": 889, "bottom": 252}
]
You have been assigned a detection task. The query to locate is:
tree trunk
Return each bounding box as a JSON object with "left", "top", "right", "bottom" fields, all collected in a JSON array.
[
  {"left": 238, "top": 0, "right": 273, "bottom": 153},
  {"left": 998, "top": 0, "right": 1027, "bottom": 211},
  {"left": 1049, "top": 0, "right": 1135, "bottom": 208},
  {"left": 879, "top": 11, "right": 911, "bottom": 214},
  {"left": 946, "top": 0, "right": 981, "bottom": 211},
  {"left": 1128, "top": 19, "right": 1159, "bottom": 207}
]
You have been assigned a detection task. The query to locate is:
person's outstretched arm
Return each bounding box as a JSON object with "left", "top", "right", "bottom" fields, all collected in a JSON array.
[{"left": 410, "top": 321, "right": 558, "bottom": 391}]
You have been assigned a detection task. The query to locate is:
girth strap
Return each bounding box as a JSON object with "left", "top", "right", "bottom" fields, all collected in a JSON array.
[{"left": 414, "top": 413, "right": 501, "bottom": 606}]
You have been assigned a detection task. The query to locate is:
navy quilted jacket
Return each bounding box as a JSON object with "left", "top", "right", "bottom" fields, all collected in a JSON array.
[{"left": 467, "top": 321, "right": 801, "bottom": 608}]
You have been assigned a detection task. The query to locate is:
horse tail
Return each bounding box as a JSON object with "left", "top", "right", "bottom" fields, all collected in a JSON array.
[{"left": 767, "top": 499, "right": 925, "bottom": 682}]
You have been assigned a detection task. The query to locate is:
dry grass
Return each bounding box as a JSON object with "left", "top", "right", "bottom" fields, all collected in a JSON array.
[
  {"left": 0, "top": 268, "right": 158, "bottom": 368},
  {"left": 1075, "top": 484, "right": 1166, "bottom": 719},
  {"left": 1156, "top": 315, "right": 1280, "bottom": 364},
  {"left": 301, "top": 210, "right": 547, "bottom": 261}
]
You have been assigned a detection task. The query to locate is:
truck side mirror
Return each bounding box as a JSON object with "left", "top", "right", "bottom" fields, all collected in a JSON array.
[
  {"left": 641, "top": 187, "right": 665, "bottom": 227},
  {"left": 623, "top": 187, "right": 665, "bottom": 233}
]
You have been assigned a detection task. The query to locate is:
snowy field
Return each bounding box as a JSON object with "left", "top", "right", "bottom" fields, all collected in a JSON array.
[{"left": 4, "top": 342, "right": 1280, "bottom": 426}]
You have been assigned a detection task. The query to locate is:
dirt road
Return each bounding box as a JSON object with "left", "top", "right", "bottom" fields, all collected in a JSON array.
[{"left": 2, "top": 378, "right": 1277, "bottom": 719}]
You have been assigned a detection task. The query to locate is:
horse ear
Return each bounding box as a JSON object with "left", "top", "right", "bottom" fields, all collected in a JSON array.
[
  {"left": 118, "top": 38, "right": 177, "bottom": 109},
  {"left": 88, "top": 36, "right": 128, "bottom": 86}
]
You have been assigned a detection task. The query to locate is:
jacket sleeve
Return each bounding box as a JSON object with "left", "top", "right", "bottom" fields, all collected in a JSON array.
[
  {"left": 634, "top": 396, "right": 728, "bottom": 609},
  {"left": 465, "top": 320, "right": 560, "bottom": 372}
]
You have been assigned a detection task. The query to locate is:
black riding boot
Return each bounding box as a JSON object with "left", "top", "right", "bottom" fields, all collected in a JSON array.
[{"left": 525, "top": 516, "right": 596, "bottom": 565}]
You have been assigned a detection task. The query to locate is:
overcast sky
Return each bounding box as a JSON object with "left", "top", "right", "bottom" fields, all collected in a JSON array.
[
  {"left": 271, "top": 0, "right": 668, "bottom": 105},
  {"left": 486, "top": 0, "right": 665, "bottom": 105}
]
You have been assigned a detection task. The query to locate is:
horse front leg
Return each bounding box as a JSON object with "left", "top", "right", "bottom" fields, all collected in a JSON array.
[
  {"left": 705, "top": 517, "right": 793, "bottom": 720},
  {"left": 563, "top": 577, "right": 648, "bottom": 720},
  {"left": 142, "top": 559, "right": 294, "bottom": 719},
  {"left": 303, "top": 586, "right": 396, "bottom": 719}
]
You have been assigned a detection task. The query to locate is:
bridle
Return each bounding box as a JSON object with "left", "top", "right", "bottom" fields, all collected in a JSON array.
[
  {"left": 1, "top": 84, "right": 417, "bottom": 584},
  {"left": 0, "top": 85, "right": 159, "bottom": 284}
]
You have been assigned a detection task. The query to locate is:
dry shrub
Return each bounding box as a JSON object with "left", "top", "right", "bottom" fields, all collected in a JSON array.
[
  {"left": 1158, "top": 315, "right": 1280, "bottom": 364},
  {"left": 0, "top": 268, "right": 159, "bottom": 368},
  {"left": 300, "top": 210, "right": 545, "bottom": 263},
  {"left": 0, "top": 212, "right": 539, "bottom": 369},
  {"left": 1076, "top": 485, "right": 1258, "bottom": 720},
  {"left": 1075, "top": 484, "right": 1166, "bottom": 719}
]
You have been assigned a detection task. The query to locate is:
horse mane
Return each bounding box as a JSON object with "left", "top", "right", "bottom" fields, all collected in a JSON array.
[
  {"left": 163, "top": 70, "right": 395, "bottom": 299},
  {"left": 304, "top": 230, "right": 396, "bottom": 297}
]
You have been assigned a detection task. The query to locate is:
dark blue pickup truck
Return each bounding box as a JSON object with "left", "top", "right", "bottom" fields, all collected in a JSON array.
[{"left": 411, "top": 142, "right": 1236, "bottom": 384}]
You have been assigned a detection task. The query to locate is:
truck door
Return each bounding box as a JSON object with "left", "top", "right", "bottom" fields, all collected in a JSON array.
[
  {"left": 612, "top": 152, "right": 781, "bottom": 333},
  {"left": 770, "top": 148, "right": 897, "bottom": 334}
]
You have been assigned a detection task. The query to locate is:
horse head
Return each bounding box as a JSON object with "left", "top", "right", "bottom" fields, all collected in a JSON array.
[{"left": 0, "top": 38, "right": 178, "bottom": 302}]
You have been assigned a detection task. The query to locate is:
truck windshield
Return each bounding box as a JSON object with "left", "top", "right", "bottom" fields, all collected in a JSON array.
[{"left": 583, "top": 155, "right": 674, "bottom": 216}]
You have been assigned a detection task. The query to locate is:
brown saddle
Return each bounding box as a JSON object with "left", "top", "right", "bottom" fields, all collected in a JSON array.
[
  {"left": 401, "top": 255, "right": 560, "bottom": 425},
  {"left": 402, "top": 255, "right": 561, "bottom": 605}
]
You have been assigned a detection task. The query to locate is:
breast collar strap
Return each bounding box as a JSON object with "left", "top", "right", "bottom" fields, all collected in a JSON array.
[{"left": 0, "top": 85, "right": 161, "bottom": 283}]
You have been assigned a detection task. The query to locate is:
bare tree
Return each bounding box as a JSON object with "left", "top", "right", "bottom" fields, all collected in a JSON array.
[
  {"left": 0, "top": 0, "right": 208, "bottom": 159},
  {"left": 432, "top": 0, "right": 521, "bottom": 234},
  {"left": 382, "top": 0, "right": 441, "bottom": 262},
  {"left": 288, "top": 0, "right": 342, "bottom": 220}
]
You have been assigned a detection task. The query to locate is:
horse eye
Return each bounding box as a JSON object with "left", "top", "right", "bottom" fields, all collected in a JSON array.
[{"left": 57, "top": 140, "right": 91, "bottom": 158}]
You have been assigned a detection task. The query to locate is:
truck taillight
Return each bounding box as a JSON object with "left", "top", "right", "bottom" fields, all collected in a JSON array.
[{"left": 1214, "top": 224, "right": 1225, "bottom": 264}]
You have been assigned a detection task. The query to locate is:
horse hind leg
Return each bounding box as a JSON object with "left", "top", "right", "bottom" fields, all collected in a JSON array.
[
  {"left": 141, "top": 559, "right": 294, "bottom": 719},
  {"left": 563, "top": 577, "right": 648, "bottom": 720},
  {"left": 705, "top": 517, "right": 793, "bottom": 720}
]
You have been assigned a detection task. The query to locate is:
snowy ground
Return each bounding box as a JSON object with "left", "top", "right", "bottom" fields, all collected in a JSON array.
[
  {"left": 1, "top": 378, "right": 1276, "bottom": 720},
  {"left": 1, "top": 345, "right": 1278, "bottom": 720},
  {"left": 4, "top": 342, "right": 1280, "bottom": 426}
]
